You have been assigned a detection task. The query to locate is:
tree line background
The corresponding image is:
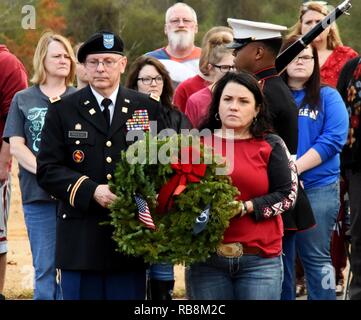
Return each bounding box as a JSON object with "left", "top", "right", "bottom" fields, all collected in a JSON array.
[{"left": 1, "top": 0, "right": 360, "bottom": 78}]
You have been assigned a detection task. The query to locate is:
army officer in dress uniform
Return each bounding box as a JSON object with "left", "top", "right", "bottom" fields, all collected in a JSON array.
[{"left": 36, "top": 31, "right": 165, "bottom": 300}]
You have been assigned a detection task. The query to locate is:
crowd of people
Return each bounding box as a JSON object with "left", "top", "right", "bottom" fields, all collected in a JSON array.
[{"left": 0, "top": 1, "right": 360, "bottom": 301}]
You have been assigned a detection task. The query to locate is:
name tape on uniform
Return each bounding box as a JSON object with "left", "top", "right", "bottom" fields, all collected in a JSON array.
[{"left": 68, "top": 131, "right": 88, "bottom": 139}]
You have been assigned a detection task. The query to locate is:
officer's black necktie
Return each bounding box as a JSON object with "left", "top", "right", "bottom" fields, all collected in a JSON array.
[{"left": 101, "top": 98, "right": 112, "bottom": 128}]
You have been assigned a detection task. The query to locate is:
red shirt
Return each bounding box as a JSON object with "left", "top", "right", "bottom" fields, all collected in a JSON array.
[
  {"left": 321, "top": 46, "right": 358, "bottom": 88},
  {"left": 0, "top": 45, "right": 28, "bottom": 142},
  {"left": 185, "top": 87, "right": 212, "bottom": 128},
  {"left": 173, "top": 75, "right": 209, "bottom": 112},
  {"left": 206, "top": 135, "right": 296, "bottom": 257}
]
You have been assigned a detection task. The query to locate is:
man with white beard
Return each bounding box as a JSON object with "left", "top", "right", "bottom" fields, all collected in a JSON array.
[{"left": 146, "top": 2, "right": 201, "bottom": 87}]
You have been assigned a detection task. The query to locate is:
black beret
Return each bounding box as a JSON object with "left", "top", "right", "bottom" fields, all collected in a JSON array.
[{"left": 77, "top": 31, "right": 124, "bottom": 63}]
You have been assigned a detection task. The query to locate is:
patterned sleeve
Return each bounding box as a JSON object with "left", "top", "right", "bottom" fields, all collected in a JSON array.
[
  {"left": 337, "top": 57, "right": 359, "bottom": 103},
  {"left": 251, "top": 134, "right": 298, "bottom": 221}
]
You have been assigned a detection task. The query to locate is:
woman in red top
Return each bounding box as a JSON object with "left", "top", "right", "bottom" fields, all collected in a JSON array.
[
  {"left": 185, "top": 32, "right": 234, "bottom": 128},
  {"left": 173, "top": 26, "right": 233, "bottom": 112},
  {"left": 186, "top": 72, "right": 297, "bottom": 300},
  {"left": 288, "top": 2, "right": 358, "bottom": 88}
]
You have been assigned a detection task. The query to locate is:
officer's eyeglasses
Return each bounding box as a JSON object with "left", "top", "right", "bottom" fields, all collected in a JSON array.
[
  {"left": 85, "top": 58, "right": 122, "bottom": 70},
  {"left": 137, "top": 76, "right": 163, "bottom": 85},
  {"left": 293, "top": 55, "right": 314, "bottom": 63},
  {"left": 212, "top": 64, "right": 235, "bottom": 73}
]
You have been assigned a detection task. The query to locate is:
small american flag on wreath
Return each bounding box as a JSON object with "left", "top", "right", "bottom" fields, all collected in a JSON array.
[{"left": 134, "top": 194, "right": 156, "bottom": 230}]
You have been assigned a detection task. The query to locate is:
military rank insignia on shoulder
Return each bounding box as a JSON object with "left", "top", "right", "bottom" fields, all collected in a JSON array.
[
  {"left": 49, "top": 96, "right": 61, "bottom": 104},
  {"left": 149, "top": 93, "right": 160, "bottom": 102}
]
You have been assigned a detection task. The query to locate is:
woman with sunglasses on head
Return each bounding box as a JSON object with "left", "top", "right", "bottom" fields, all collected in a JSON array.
[
  {"left": 126, "top": 55, "right": 191, "bottom": 300},
  {"left": 281, "top": 35, "right": 348, "bottom": 300},
  {"left": 288, "top": 1, "right": 357, "bottom": 88},
  {"left": 184, "top": 32, "right": 234, "bottom": 128}
]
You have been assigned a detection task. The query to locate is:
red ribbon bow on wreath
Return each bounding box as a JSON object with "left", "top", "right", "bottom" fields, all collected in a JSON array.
[{"left": 156, "top": 147, "right": 207, "bottom": 214}]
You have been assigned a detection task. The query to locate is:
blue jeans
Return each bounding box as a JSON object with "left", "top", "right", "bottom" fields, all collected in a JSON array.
[
  {"left": 23, "top": 201, "right": 60, "bottom": 300},
  {"left": 148, "top": 263, "right": 174, "bottom": 281},
  {"left": 281, "top": 231, "right": 297, "bottom": 300},
  {"left": 186, "top": 254, "right": 283, "bottom": 300},
  {"left": 282, "top": 181, "right": 339, "bottom": 300}
]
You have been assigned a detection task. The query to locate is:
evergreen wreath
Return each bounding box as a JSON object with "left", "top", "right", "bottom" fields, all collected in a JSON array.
[{"left": 109, "top": 133, "right": 241, "bottom": 265}]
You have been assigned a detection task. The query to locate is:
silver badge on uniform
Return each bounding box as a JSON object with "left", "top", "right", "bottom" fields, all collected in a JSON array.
[
  {"left": 103, "top": 34, "right": 114, "bottom": 49},
  {"left": 75, "top": 123, "right": 82, "bottom": 130},
  {"left": 68, "top": 131, "right": 88, "bottom": 139},
  {"left": 89, "top": 108, "right": 96, "bottom": 115}
]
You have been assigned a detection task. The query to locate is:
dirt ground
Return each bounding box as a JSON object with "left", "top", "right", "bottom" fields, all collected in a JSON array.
[
  {"left": 3, "top": 164, "right": 185, "bottom": 299},
  {"left": 3, "top": 165, "right": 33, "bottom": 299}
]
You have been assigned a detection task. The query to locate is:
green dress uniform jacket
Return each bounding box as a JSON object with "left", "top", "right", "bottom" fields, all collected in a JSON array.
[{"left": 37, "top": 85, "right": 165, "bottom": 271}]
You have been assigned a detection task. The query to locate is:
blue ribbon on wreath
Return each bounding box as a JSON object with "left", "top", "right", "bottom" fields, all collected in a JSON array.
[{"left": 192, "top": 204, "right": 211, "bottom": 235}]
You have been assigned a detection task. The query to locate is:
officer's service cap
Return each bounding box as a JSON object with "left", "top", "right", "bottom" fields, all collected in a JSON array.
[
  {"left": 77, "top": 31, "right": 124, "bottom": 63},
  {"left": 227, "top": 19, "right": 287, "bottom": 50}
]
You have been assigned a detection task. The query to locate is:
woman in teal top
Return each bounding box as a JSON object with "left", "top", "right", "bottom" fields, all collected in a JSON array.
[{"left": 3, "top": 32, "right": 76, "bottom": 300}]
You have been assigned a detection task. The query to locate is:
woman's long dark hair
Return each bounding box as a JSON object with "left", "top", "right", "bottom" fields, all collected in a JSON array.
[
  {"left": 281, "top": 35, "right": 322, "bottom": 111},
  {"left": 126, "top": 55, "right": 174, "bottom": 109},
  {"left": 200, "top": 71, "right": 272, "bottom": 138}
]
